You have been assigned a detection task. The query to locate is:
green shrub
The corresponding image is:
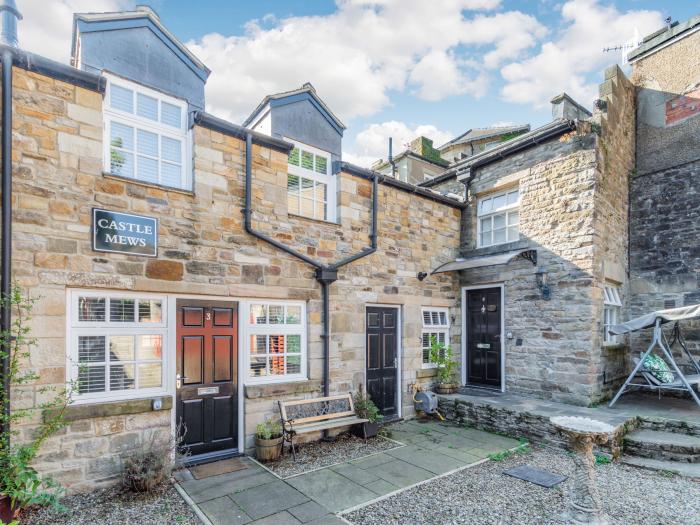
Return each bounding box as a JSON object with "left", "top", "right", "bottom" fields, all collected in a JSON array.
[
  {"left": 255, "top": 418, "right": 282, "bottom": 440},
  {"left": 428, "top": 336, "right": 458, "bottom": 384},
  {"left": 353, "top": 384, "right": 383, "bottom": 423}
]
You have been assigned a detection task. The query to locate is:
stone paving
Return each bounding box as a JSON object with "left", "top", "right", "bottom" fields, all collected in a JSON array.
[{"left": 176, "top": 419, "right": 520, "bottom": 524}]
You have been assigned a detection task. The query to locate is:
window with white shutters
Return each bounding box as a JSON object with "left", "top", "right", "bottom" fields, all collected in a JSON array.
[
  {"left": 603, "top": 284, "right": 622, "bottom": 345},
  {"left": 421, "top": 308, "right": 450, "bottom": 365},
  {"left": 287, "top": 139, "right": 336, "bottom": 222}
]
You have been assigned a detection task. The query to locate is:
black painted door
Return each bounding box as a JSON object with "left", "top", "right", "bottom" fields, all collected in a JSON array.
[
  {"left": 366, "top": 307, "right": 398, "bottom": 417},
  {"left": 176, "top": 300, "right": 237, "bottom": 456},
  {"left": 467, "top": 288, "right": 501, "bottom": 388}
]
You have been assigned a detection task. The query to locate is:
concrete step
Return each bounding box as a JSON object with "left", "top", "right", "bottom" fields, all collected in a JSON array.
[
  {"left": 621, "top": 455, "right": 700, "bottom": 480},
  {"left": 624, "top": 429, "right": 700, "bottom": 463}
]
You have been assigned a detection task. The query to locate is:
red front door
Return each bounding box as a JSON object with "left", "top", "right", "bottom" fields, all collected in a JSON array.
[{"left": 176, "top": 300, "right": 238, "bottom": 456}]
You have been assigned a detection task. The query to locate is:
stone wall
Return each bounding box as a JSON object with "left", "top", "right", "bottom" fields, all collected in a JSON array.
[{"left": 8, "top": 65, "right": 461, "bottom": 490}]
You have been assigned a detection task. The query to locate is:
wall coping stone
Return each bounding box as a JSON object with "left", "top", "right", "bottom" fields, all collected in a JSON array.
[{"left": 47, "top": 396, "right": 173, "bottom": 422}]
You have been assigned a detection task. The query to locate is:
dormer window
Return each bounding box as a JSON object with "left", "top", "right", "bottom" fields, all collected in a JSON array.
[
  {"left": 286, "top": 140, "right": 336, "bottom": 222},
  {"left": 103, "top": 74, "right": 191, "bottom": 190}
]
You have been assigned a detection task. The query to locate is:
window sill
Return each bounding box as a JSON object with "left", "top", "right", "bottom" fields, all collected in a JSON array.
[
  {"left": 288, "top": 213, "right": 339, "bottom": 226},
  {"left": 245, "top": 379, "right": 321, "bottom": 399},
  {"left": 48, "top": 395, "right": 172, "bottom": 422},
  {"left": 103, "top": 172, "right": 195, "bottom": 196}
]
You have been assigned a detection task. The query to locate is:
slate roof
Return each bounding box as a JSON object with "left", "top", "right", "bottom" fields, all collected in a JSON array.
[{"left": 438, "top": 124, "right": 530, "bottom": 150}]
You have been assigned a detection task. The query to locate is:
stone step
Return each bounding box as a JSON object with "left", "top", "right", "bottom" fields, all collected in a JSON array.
[
  {"left": 621, "top": 455, "right": 700, "bottom": 480},
  {"left": 638, "top": 416, "right": 700, "bottom": 436},
  {"left": 624, "top": 429, "right": 700, "bottom": 463}
]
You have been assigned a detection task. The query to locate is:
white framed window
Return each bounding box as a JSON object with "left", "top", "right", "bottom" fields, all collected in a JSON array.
[
  {"left": 67, "top": 290, "right": 168, "bottom": 404},
  {"left": 421, "top": 308, "right": 450, "bottom": 366},
  {"left": 603, "top": 284, "right": 622, "bottom": 345},
  {"left": 103, "top": 74, "right": 191, "bottom": 190},
  {"left": 477, "top": 188, "right": 520, "bottom": 248},
  {"left": 242, "top": 301, "right": 307, "bottom": 384},
  {"left": 287, "top": 139, "right": 336, "bottom": 222}
]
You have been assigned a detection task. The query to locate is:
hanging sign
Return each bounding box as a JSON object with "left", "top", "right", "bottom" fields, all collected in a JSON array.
[{"left": 92, "top": 208, "right": 158, "bottom": 257}]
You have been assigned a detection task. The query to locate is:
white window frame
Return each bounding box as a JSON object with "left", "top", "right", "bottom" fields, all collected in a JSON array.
[
  {"left": 286, "top": 138, "right": 337, "bottom": 222},
  {"left": 241, "top": 300, "right": 308, "bottom": 385},
  {"left": 66, "top": 289, "right": 169, "bottom": 404},
  {"left": 603, "top": 284, "right": 623, "bottom": 345},
  {"left": 476, "top": 188, "right": 520, "bottom": 248},
  {"left": 103, "top": 73, "right": 192, "bottom": 191},
  {"left": 421, "top": 307, "right": 450, "bottom": 367}
]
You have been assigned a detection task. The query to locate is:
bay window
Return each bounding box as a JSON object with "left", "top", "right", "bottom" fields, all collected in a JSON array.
[
  {"left": 477, "top": 188, "right": 520, "bottom": 248},
  {"left": 104, "top": 74, "right": 191, "bottom": 190},
  {"left": 287, "top": 140, "right": 336, "bottom": 222}
]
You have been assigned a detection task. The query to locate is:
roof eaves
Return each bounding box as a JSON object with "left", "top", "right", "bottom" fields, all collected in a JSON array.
[{"left": 193, "top": 112, "right": 293, "bottom": 153}]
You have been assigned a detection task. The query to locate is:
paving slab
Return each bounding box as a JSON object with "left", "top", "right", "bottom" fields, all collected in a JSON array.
[
  {"left": 349, "top": 452, "right": 396, "bottom": 469},
  {"left": 330, "top": 462, "right": 381, "bottom": 485},
  {"left": 249, "top": 510, "right": 302, "bottom": 525},
  {"left": 364, "top": 478, "right": 400, "bottom": 496},
  {"left": 287, "top": 500, "right": 331, "bottom": 523},
  {"left": 385, "top": 445, "right": 462, "bottom": 474},
  {"left": 365, "top": 458, "right": 434, "bottom": 487},
  {"left": 231, "top": 480, "right": 309, "bottom": 520},
  {"left": 286, "top": 468, "right": 377, "bottom": 513},
  {"left": 198, "top": 496, "right": 252, "bottom": 525},
  {"left": 180, "top": 470, "right": 277, "bottom": 504}
]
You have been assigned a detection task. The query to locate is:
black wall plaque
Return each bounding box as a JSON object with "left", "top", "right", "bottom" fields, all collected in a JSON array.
[{"left": 92, "top": 209, "right": 158, "bottom": 257}]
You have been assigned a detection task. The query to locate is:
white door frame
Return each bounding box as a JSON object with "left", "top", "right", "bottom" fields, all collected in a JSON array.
[
  {"left": 461, "top": 284, "right": 505, "bottom": 392},
  {"left": 365, "top": 304, "right": 403, "bottom": 419}
]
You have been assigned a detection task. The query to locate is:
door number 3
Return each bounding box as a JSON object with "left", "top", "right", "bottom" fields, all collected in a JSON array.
[{"left": 205, "top": 311, "right": 212, "bottom": 321}]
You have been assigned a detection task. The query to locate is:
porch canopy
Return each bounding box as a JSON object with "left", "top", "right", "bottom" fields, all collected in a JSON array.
[
  {"left": 609, "top": 304, "right": 700, "bottom": 335},
  {"left": 431, "top": 248, "right": 537, "bottom": 275}
]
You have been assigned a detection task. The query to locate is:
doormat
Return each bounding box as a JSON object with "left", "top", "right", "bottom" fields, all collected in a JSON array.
[
  {"left": 502, "top": 465, "right": 567, "bottom": 488},
  {"left": 189, "top": 457, "right": 248, "bottom": 480}
]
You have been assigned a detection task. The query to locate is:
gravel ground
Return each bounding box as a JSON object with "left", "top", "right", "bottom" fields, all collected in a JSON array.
[
  {"left": 22, "top": 483, "right": 200, "bottom": 525},
  {"left": 263, "top": 433, "right": 401, "bottom": 478},
  {"left": 344, "top": 446, "right": 700, "bottom": 525}
]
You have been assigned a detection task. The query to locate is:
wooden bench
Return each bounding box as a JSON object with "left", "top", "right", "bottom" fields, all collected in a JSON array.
[{"left": 278, "top": 393, "right": 368, "bottom": 460}]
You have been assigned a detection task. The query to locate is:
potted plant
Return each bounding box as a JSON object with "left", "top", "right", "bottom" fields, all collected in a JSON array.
[
  {"left": 353, "top": 385, "right": 383, "bottom": 439},
  {"left": 429, "top": 336, "right": 459, "bottom": 394},
  {"left": 255, "top": 417, "right": 283, "bottom": 462},
  {"left": 0, "top": 286, "right": 70, "bottom": 521}
]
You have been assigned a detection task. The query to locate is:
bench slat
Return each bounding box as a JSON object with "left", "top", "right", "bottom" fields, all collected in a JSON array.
[
  {"left": 279, "top": 393, "right": 357, "bottom": 426},
  {"left": 289, "top": 416, "right": 369, "bottom": 434}
]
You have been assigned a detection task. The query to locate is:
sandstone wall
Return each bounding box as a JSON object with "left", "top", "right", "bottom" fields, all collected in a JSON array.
[{"left": 8, "top": 65, "right": 461, "bottom": 490}]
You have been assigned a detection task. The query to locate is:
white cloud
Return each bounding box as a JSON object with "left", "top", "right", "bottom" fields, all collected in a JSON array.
[
  {"left": 499, "top": 0, "right": 663, "bottom": 108},
  {"left": 17, "top": 0, "right": 132, "bottom": 63},
  {"left": 344, "top": 120, "right": 454, "bottom": 167},
  {"left": 187, "top": 0, "right": 546, "bottom": 122}
]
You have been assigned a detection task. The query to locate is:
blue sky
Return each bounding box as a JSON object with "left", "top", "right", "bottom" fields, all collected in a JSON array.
[{"left": 20, "top": 0, "right": 700, "bottom": 165}]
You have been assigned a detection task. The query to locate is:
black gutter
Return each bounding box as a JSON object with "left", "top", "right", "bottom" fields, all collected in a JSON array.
[
  {"left": 420, "top": 119, "right": 576, "bottom": 188},
  {"left": 244, "top": 134, "right": 378, "bottom": 397},
  {"left": 341, "top": 161, "right": 465, "bottom": 209},
  {"left": 195, "top": 112, "right": 292, "bottom": 154},
  {"left": 0, "top": 44, "right": 104, "bottom": 93},
  {"left": 1, "top": 49, "right": 12, "bottom": 446}
]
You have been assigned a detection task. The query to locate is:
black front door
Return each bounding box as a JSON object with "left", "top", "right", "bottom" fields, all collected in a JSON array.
[
  {"left": 467, "top": 288, "right": 502, "bottom": 388},
  {"left": 176, "top": 300, "right": 238, "bottom": 457},
  {"left": 366, "top": 307, "right": 398, "bottom": 417}
]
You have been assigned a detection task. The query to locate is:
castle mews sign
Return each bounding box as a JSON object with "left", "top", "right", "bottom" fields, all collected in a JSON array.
[{"left": 92, "top": 209, "right": 158, "bottom": 257}]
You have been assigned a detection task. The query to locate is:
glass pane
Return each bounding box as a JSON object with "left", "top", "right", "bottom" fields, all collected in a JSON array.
[
  {"left": 315, "top": 155, "right": 328, "bottom": 174},
  {"left": 268, "top": 305, "right": 284, "bottom": 324},
  {"left": 250, "top": 357, "right": 267, "bottom": 377},
  {"left": 78, "top": 336, "right": 106, "bottom": 362},
  {"left": 161, "top": 101, "right": 182, "bottom": 128},
  {"left": 431, "top": 311, "right": 439, "bottom": 324},
  {"left": 110, "top": 335, "right": 135, "bottom": 362},
  {"left": 110, "top": 299, "right": 135, "bottom": 322},
  {"left": 422, "top": 311, "right": 432, "bottom": 326},
  {"left": 139, "top": 300, "right": 162, "bottom": 323},
  {"left": 250, "top": 335, "right": 267, "bottom": 354},
  {"left": 288, "top": 174, "right": 300, "bottom": 193},
  {"left": 494, "top": 229, "right": 506, "bottom": 244},
  {"left": 78, "top": 366, "right": 106, "bottom": 394},
  {"left": 161, "top": 162, "right": 182, "bottom": 188},
  {"left": 111, "top": 122, "right": 134, "bottom": 151},
  {"left": 110, "top": 364, "right": 135, "bottom": 391},
  {"left": 492, "top": 194, "right": 506, "bottom": 210},
  {"left": 300, "top": 178, "right": 314, "bottom": 199},
  {"left": 478, "top": 197, "right": 491, "bottom": 214},
  {"left": 250, "top": 304, "right": 267, "bottom": 324},
  {"left": 507, "top": 190, "right": 519, "bottom": 205},
  {"left": 480, "top": 217, "right": 492, "bottom": 232},
  {"left": 315, "top": 182, "right": 327, "bottom": 202},
  {"left": 288, "top": 334, "right": 301, "bottom": 353},
  {"left": 137, "top": 129, "right": 158, "bottom": 157},
  {"left": 286, "top": 306, "right": 301, "bottom": 324},
  {"left": 138, "top": 156, "right": 158, "bottom": 183},
  {"left": 269, "top": 355, "right": 285, "bottom": 375},
  {"left": 110, "top": 84, "right": 133, "bottom": 113},
  {"left": 480, "top": 232, "right": 491, "bottom": 247},
  {"left": 493, "top": 214, "right": 505, "bottom": 229},
  {"left": 300, "top": 198, "right": 314, "bottom": 217},
  {"left": 269, "top": 335, "right": 285, "bottom": 354},
  {"left": 139, "top": 335, "right": 162, "bottom": 360},
  {"left": 138, "top": 363, "right": 162, "bottom": 388},
  {"left": 287, "top": 354, "right": 301, "bottom": 375},
  {"left": 301, "top": 150, "right": 314, "bottom": 170},
  {"left": 137, "top": 93, "right": 158, "bottom": 121},
  {"left": 315, "top": 199, "right": 326, "bottom": 220},
  {"left": 78, "top": 297, "right": 105, "bottom": 322},
  {"left": 508, "top": 211, "right": 519, "bottom": 225},
  {"left": 162, "top": 137, "right": 181, "bottom": 163},
  {"left": 507, "top": 226, "right": 519, "bottom": 242},
  {"left": 111, "top": 150, "right": 133, "bottom": 178},
  {"left": 439, "top": 312, "right": 447, "bottom": 325},
  {"left": 288, "top": 147, "right": 300, "bottom": 166}
]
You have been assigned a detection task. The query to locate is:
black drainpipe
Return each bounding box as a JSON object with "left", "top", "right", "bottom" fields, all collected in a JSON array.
[
  {"left": 243, "top": 133, "right": 378, "bottom": 396},
  {"left": 1, "top": 49, "right": 13, "bottom": 445}
]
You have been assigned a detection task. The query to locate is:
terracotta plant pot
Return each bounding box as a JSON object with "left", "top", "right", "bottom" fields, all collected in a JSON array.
[
  {"left": 255, "top": 436, "right": 283, "bottom": 462},
  {"left": 435, "top": 383, "right": 459, "bottom": 394},
  {"left": 0, "top": 494, "right": 20, "bottom": 524},
  {"left": 354, "top": 421, "right": 380, "bottom": 439}
]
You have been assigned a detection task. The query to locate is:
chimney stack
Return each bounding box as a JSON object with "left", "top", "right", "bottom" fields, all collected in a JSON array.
[{"left": 0, "top": 0, "right": 21, "bottom": 47}]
